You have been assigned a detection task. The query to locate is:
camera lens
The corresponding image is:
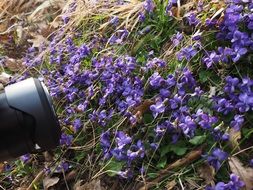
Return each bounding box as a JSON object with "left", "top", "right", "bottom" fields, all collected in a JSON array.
[{"left": 0, "top": 78, "right": 61, "bottom": 161}]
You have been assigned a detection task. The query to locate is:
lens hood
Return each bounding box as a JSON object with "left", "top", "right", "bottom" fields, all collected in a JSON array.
[{"left": 0, "top": 78, "right": 60, "bottom": 161}]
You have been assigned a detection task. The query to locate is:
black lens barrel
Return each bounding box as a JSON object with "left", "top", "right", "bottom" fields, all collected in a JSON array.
[{"left": 0, "top": 78, "right": 60, "bottom": 161}]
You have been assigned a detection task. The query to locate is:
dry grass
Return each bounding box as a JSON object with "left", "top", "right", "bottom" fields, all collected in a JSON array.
[
  {"left": 0, "top": 0, "right": 65, "bottom": 38},
  {"left": 57, "top": 0, "right": 143, "bottom": 34}
]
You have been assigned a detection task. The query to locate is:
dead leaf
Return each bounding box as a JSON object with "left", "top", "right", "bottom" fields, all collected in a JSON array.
[
  {"left": 160, "top": 147, "right": 203, "bottom": 175},
  {"left": 28, "top": 0, "right": 63, "bottom": 21},
  {"left": 43, "top": 176, "right": 60, "bottom": 190},
  {"left": 133, "top": 99, "right": 154, "bottom": 115},
  {"left": 198, "top": 162, "right": 215, "bottom": 185},
  {"left": 66, "top": 170, "right": 77, "bottom": 181},
  {"left": 43, "top": 151, "right": 54, "bottom": 162},
  {"left": 0, "top": 21, "right": 8, "bottom": 33},
  {"left": 228, "top": 128, "right": 241, "bottom": 150},
  {"left": 0, "top": 34, "right": 10, "bottom": 43},
  {"left": 166, "top": 179, "right": 177, "bottom": 190},
  {"left": 0, "top": 163, "right": 4, "bottom": 173},
  {"left": 185, "top": 178, "right": 200, "bottom": 189},
  {"left": 0, "top": 72, "right": 11, "bottom": 85},
  {"left": 229, "top": 156, "right": 253, "bottom": 190},
  {"left": 4, "top": 57, "right": 24, "bottom": 72},
  {"left": 74, "top": 179, "right": 105, "bottom": 190},
  {"left": 132, "top": 99, "right": 154, "bottom": 125},
  {"left": 16, "top": 25, "right": 23, "bottom": 43},
  {"left": 28, "top": 34, "right": 48, "bottom": 48},
  {"left": 209, "top": 86, "right": 216, "bottom": 98}
]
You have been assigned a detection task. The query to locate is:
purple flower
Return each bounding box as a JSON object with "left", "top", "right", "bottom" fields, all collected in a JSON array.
[
  {"left": 110, "top": 16, "right": 119, "bottom": 26},
  {"left": 222, "top": 133, "right": 230, "bottom": 141},
  {"left": 149, "top": 72, "right": 165, "bottom": 88},
  {"left": 150, "top": 100, "right": 166, "bottom": 118},
  {"left": 160, "top": 88, "right": 170, "bottom": 98},
  {"left": 179, "top": 116, "right": 196, "bottom": 137},
  {"left": 169, "top": 94, "right": 182, "bottom": 109},
  {"left": 215, "top": 98, "right": 234, "bottom": 115},
  {"left": 237, "top": 93, "right": 253, "bottom": 112},
  {"left": 197, "top": 1, "right": 204, "bottom": 12},
  {"left": 231, "top": 30, "right": 249, "bottom": 46},
  {"left": 196, "top": 109, "right": 218, "bottom": 130},
  {"left": 20, "top": 154, "right": 30, "bottom": 163},
  {"left": 205, "top": 173, "right": 244, "bottom": 190},
  {"left": 206, "top": 19, "right": 217, "bottom": 28},
  {"left": 77, "top": 101, "right": 88, "bottom": 112},
  {"left": 171, "top": 32, "right": 183, "bottom": 47},
  {"left": 250, "top": 159, "right": 253, "bottom": 167},
  {"left": 224, "top": 76, "right": 239, "bottom": 94},
  {"left": 230, "top": 115, "right": 244, "bottom": 131},
  {"left": 144, "top": 0, "right": 155, "bottom": 14},
  {"left": 117, "top": 169, "right": 133, "bottom": 179},
  {"left": 186, "top": 12, "right": 200, "bottom": 26},
  {"left": 101, "top": 131, "right": 111, "bottom": 148},
  {"left": 206, "top": 148, "right": 228, "bottom": 171},
  {"left": 177, "top": 46, "right": 197, "bottom": 61},
  {"left": 73, "top": 118, "right": 82, "bottom": 132},
  {"left": 202, "top": 51, "right": 220, "bottom": 68},
  {"left": 146, "top": 58, "right": 166, "bottom": 69},
  {"left": 138, "top": 12, "right": 146, "bottom": 22},
  {"left": 115, "top": 131, "right": 132, "bottom": 150},
  {"left": 109, "top": 29, "right": 129, "bottom": 44},
  {"left": 62, "top": 15, "right": 69, "bottom": 24},
  {"left": 231, "top": 45, "right": 247, "bottom": 62},
  {"left": 227, "top": 173, "right": 245, "bottom": 189},
  {"left": 165, "top": 1, "right": 173, "bottom": 15},
  {"left": 56, "top": 162, "right": 69, "bottom": 172},
  {"left": 247, "top": 15, "right": 253, "bottom": 29},
  {"left": 127, "top": 140, "right": 145, "bottom": 161},
  {"left": 154, "top": 124, "right": 167, "bottom": 137},
  {"left": 60, "top": 133, "right": 73, "bottom": 146},
  {"left": 150, "top": 142, "right": 159, "bottom": 150}
]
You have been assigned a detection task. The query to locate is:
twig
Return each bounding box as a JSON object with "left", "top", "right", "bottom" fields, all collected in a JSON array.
[
  {"left": 27, "top": 170, "right": 44, "bottom": 190},
  {"left": 137, "top": 147, "right": 203, "bottom": 190},
  {"left": 232, "top": 146, "right": 253, "bottom": 157}
]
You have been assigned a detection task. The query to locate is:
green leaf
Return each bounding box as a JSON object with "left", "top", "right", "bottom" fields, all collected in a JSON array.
[
  {"left": 104, "top": 160, "right": 124, "bottom": 177},
  {"left": 160, "top": 144, "right": 171, "bottom": 157},
  {"left": 189, "top": 135, "right": 206, "bottom": 145},
  {"left": 156, "top": 156, "right": 167, "bottom": 169},
  {"left": 242, "top": 128, "right": 253, "bottom": 139},
  {"left": 170, "top": 146, "right": 187, "bottom": 156},
  {"left": 199, "top": 70, "right": 211, "bottom": 83},
  {"left": 74, "top": 152, "right": 86, "bottom": 162},
  {"left": 143, "top": 113, "right": 153, "bottom": 124},
  {"left": 147, "top": 173, "right": 158, "bottom": 179}
]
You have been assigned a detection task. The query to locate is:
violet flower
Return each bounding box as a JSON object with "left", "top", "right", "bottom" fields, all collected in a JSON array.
[
  {"left": 144, "top": 0, "right": 155, "bottom": 14},
  {"left": 230, "top": 115, "right": 244, "bottom": 131},
  {"left": 150, "top": 100, "right": 166, "bottom": 118},
  {"left": 171, "top": 32, "right": 183, "bottom": 47},
  {"left": 177, "top": 46, "right": 197, "bottom": 61},
  {"left": 206, "top": 148, "right": 228, "bottom": 171}
]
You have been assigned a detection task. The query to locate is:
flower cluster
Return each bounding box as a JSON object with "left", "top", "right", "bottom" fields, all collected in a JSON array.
[
  {"left": 214, "top": 76, "right": 253, "bottom": 130},
  {"left": 146, "top": 68, "right": 231, "bottom": 152},
  {"left": 101, "top": 130, "right": 145, "bottom": 178},
  {"left": 13, "top": 0, "right": 252, "bottom": 186},
  {"left": 206, "top": 173, "right": 245, "bottom": 190},
  {"left": 203, "top": 0, "right": 253, "bottom": 67}
]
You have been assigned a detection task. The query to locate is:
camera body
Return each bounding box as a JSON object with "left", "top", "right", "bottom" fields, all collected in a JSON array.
[{"left": 0, "top": 78, "right": 60, "bottom": 161}]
